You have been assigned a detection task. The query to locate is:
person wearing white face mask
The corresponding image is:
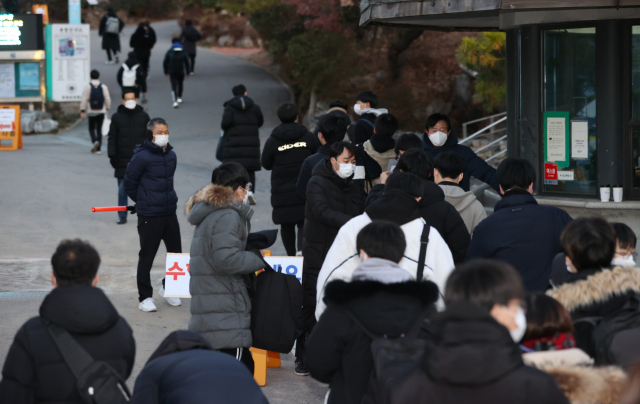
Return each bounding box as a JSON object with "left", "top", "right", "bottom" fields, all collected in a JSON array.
[
  {"left": 295, "top": 141, "right": 364, "bottom": 376},
  {"left": 392, "top": 259, "right": 570, "bottom": 404},
  {"left": 612, "top": 222, "right": 637, "bottom": 267},
  {"left": 107, "top": 90, "right": 149, "bottom": 225},
  {"left": 352, "top": 91, "right": 389, "bottom": 144},
  {"left": 124, "top": 117, "right": 183, "bottom": 313},
  {"left": 422, "top": 113, "right": 500, "bottom": 193}
]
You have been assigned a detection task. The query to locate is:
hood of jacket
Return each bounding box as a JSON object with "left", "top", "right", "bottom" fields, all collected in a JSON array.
[
  {"left": 317, "top": 142, "right": 332, "bottom": 156},
  {"left": 440, "top": 183, "right": 479, "bottom": 211},
  {"left": 40, "top": 285, "right": 120, "bottom": 335},
  {"left": 171, "top": 40, "right": 183, "bottom": 50},
  {"left": 312, "top": 158, "right": 354, "bottom": 188},
  {"left": 352, "top": 258, "right": 414, "bottom": 284},
  {"left": 365, "top": 189, "right": 422, "bottom": 225},
  {"left": 186, "top": 183, "right": 253, "bottom": 226},
  {"left": 134, "top": 139, "right": 174, "bottom": 155},
  {"left": 367, "top": 133, "right": 396, "bottom": 154},
  {"left": 359, "top": 108, "right": 388, "bottom": 117},
  {"left": 547, "top": 266, "right": 640, "bottom": 314},
  {"left": 116, "top": 103, "right": 145, "bottom": 115},
  {"left": 124, "top": 57, "right": 139, "bottom": 69},
  {"left": 494, "top": 189, "right": 537, "bottom": 212},
  {"left": 324, "top": 279, "right": 439, "bottom": 336},
  {"left": 271, "top": 122, "right": 309, "bottom": 142},
  {"left": 418, "top": 179, "right": 446, "bottom": 208},
  {"left": 424, "top": 299, "right": 523, "bottom": 386},
  {"left": 540, "top": 364, "right": 626, "bottom": 404},
  {"left": 146, "top": 330, "right": 213, "bottom": 365},
  {"left": 224, "top": 95, "right": 255, "bottom": 112}
]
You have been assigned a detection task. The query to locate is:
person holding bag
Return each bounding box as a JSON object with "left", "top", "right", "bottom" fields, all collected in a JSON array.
[{"left": 186, "top": 162, "right": 266, "bottom": 373}]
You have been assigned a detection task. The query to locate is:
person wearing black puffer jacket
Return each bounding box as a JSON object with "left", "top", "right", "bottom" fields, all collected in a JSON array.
[
  {"left": 366, "top": 149, "right": 470, "bottom": 264},
  {"left": 306, "top": 221, "right": 439, "bottom": 404},
  {"left": 222, "top": 84, "right": 264, "bottom": 204},
  {"left": 108, "top": 90, "right": 150, "bottom": 225},
  {"left": 124, "top": 118, "right": 182, "bottom": 312},
  {"left": 0, "top": 240, "right": 136, "bottom": 404},
  {"left": 295, "top": 141, "right": 364, "bottom": 376},
  {"left": 261, "top": 103, "right": 318, "bottom": 256}
]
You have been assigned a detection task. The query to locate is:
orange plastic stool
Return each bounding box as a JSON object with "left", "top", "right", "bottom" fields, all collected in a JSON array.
[{"left": 250, "top": 348, "right": 281, "bottom": 386}]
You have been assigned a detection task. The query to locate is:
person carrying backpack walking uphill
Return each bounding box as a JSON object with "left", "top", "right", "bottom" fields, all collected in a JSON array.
[
  {"left": 99, "top": 8, "right": 124, "bottom": 65},
  {"left": 305, "top": 221, "right": 440, "bottom": 404},
  {"left": 163, "top": 37, "right": 190, "bottom": 109},
  {"left": 117, "top": 52, "right": 147, "bottom": 101},
  {"left": 80, "top": 69, "right": 111, "bottom": 154},
  {"left": 180, "top": 20, "right": 202, "bottom": 75}
]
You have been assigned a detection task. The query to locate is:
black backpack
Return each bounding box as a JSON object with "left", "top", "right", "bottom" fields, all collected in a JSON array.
[
  {"left": 250, "top": 266, "right": 304, "bottom": 353},
  {"left": 47, "top": 323, "right": 131, "bottom": 404},
  {"left": 590, "top": 308, "right": 640, "bottom": 365},
  {"left": 170, "top": 50, "right": 185, "bottom": 75},
  {"left": 89, "top": 83, "right": 104, "bottom": 111}
]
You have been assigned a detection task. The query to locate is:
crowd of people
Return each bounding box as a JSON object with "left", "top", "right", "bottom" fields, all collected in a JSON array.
[{"left": 5, "top": 18, "right": 640, "bottom": 403}]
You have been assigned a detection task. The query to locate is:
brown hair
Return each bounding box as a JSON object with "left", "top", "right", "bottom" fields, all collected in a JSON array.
[{"left": 522, "top": 293, "right": 574, "bottom": 342}]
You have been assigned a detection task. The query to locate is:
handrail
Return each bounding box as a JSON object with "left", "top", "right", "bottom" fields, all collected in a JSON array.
[
  {"left": 474, "top": 135, "right": 507, "bottom": 154},
  {"left": 463, "top": 112, "right": 506, "bottom": 126},
  {"left": 486, "top": 149, "right": 507, "bottom": 162},
  {"left": 459, "top": 116, "right": 507, "bottom": 145}
]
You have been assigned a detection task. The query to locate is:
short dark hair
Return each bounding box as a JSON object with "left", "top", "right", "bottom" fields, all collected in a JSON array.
[
  {"left": 434, "top": 151, "right": 466, "bottom": 179},
  {"left": 185, "top": 19, "right": 193, "bottom": 26},
  {"left": 396, "top": 149, "right": 434, "bottom": 181},
  {"left": 612, "top": 222, "right": 637, "bottom": 251},
  {"left": 394, "top": 133, "right": 422, "bottom": 156},
  {"left": 232, "top": 84, "right": 246, "bottom": 96},
  {"left": 444, "top": 259, "right": 525, "bottom": 312},
  {"left": 51, "top": 239, "right": 101, "bottom": 287},
  {"left": 172, "top": 35, "right": 180, "bottom": 42},
  {"left": 122, "top": 90, "right": 138, "bottom": 100},
  {"left": 374, "top": 113, "right": 398, "bottom": 139},
  {"left": 147, "top": 117, "right": 168, "bottom": 140},
  {"left": 211, "top": 162, "right": 250, "bottom": 191},
  {"left": 561, "top": 217, "right": 616, "bottom": 271},
  {"left": 497, "top": 157, "right": 536, "bottom": 191},
  {"left": 356, "top": 221, "right": 406, "bottom": 263},
  {"left": 318, "top": 116, "right": 348, "bottom": 144},
  {"left": 522, "top": 293, "right": 574, "bottom": 343},
  {"left": 385, "top": 171, "right": 424, "bottom": 198},
  {"left": 425, "top": 113, "right": 451, "bottom": 132},
  {"left": 330, "top": 141, "right": 358, "bottom": 160},
  {"left": 90, "top": 70, "right": 100, "bottom": 80},
  {"left": 128, "top": 51, "right": 136, "bottom": 59},
  {"left": 329, "top": 99, "right": 348, "bottom": 110},
  {"left": 277, "top": 103, "right": 298, "bottom": 123},
  {"left": 356, "top": 91, "right": 378, "bottom": 108}
]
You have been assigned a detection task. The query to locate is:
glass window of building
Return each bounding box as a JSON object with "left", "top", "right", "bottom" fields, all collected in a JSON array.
[
  {"left": 631, "top": 27, "right": 640, "bottom": 188},
  {"left": 543, "top": 28, "right": 597, "bottom": 195}
]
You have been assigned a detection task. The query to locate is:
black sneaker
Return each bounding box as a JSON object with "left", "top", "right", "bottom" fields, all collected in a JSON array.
[
  {"left": 294, "top": 360, "right": 309, "bottom": 376},
  {"left": 117, "top": 217, "right": 127, "bottom": 225}
]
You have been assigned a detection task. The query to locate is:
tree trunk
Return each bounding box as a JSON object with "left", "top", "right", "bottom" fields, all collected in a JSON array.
[{"left": 388, "top": 28, "right": 424, "bottom": 80}]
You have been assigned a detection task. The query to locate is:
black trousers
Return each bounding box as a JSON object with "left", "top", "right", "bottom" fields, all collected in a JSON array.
[
  {"left": 219, "top": 348, "right": 255, "bottom": 374},
  {"left": 248, "top": 171, "right": 256, "bottom": 190},
  {"left": 88, "top": 114, "right": 104, "bottom": 150},
  {"left": 281, "top": 220, "right": 304, "bottom": 256},
  {"left": 136, "top": 214, "right": 182, "bottom": 302},
  {"left": 106, "top": 48, "right": 119, "bottom": 61},
  {"left": 189, "top": 53, "right": 196, "bottom": 73},
  {"left": 295, "top": 304, "right": 317, "bottom": 361},
  {"left": 138, "top": 54, "right": 150, "bottom": 74},
  {"left": 170, "top": 74, "right": 184, "bottom": 100}
]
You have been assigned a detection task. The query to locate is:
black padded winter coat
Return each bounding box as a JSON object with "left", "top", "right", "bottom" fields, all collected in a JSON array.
[
  {"left": 0, "top": 285, "right": 136, "bottom": 404},
  {"left": 261, "top": 122, "right": 318, "bottom": 224},
  {"left": 107, "top": 104, "right": 150, "bottom": 179},
  {"left": 221, "top": 96, "right": 264, "bottom": 172},
  {"left": 301, "top": 160, "right": 364, "bottom": 306}
]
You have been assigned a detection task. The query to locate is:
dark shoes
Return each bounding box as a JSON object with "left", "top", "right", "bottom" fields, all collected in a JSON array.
[
  {"left": 294, "top": 359, "right": 309, "bottom": 376},
  {"left": 117, "top": 217, "right": 127, "bottom": 225}
]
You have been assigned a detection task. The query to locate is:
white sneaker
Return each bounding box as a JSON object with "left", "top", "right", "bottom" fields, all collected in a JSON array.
[
  {"left": 95, "top": 151, "right": 102, "bottom": 155},
  {"left": 247, "top": 191, "right": 256, "bottom": 205},
  {"left": 296, "top": 251, "right": 303, "bottom": 256},
  {"left": 138, "top": 297, "right": 157, "bottom": 312},
  {"left": 159, "top": 287, "right": 181, "bottom": 307},
  {"left": 173, "top": 102, "right": 179, "bottom": 109},
  {"left": 177, "top": 98, "right": 183, "bottom": 104}
]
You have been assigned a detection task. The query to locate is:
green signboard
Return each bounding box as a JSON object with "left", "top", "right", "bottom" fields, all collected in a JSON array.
[{"left": 543, "top": 111, "right": 570, "bottom": 168}]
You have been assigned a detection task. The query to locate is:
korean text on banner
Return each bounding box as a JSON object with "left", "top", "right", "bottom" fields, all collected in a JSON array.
[
  {"left": 164, "top": 254, "right": 304, "bottom": 298},
  {"left": 543, "top": 111, "right": 570, "bottom": 168}
]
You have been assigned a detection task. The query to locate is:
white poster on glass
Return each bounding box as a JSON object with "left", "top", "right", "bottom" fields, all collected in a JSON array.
[
  {"left": 0, "top": 63, "right": 16, "bottom": 99},
  {"left": 571, "top": 121, "right": 589, "bottom": 160},
  {"left": 546, "top": 117, "right": 566, "bottom": 162}
]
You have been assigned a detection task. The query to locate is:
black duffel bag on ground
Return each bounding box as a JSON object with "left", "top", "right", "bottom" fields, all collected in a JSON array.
[{"left": 250, "top": 266, "right": 304, "bottom": 353}]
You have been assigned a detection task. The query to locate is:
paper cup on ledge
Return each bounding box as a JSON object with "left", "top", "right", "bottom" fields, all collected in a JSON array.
[
  {"left": 613, "top": 187, "right": 623, "bottom": 203},
  {"left": 600, "top": 187, "right": 611, "bottom": 202}
]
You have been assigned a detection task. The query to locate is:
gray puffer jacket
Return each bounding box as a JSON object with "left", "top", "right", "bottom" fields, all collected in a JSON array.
[{"left": 186, "top": 184, "right": 265, "bottom": 350}]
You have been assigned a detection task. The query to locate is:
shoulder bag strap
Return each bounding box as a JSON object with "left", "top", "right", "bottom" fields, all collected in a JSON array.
[
  {"left": 47, "top": 323, "right": 96, "bottom": 380},
  {"left": 406, "top": 306, "right": 436, "bottom": 339},
  {"left": 417, "top": 223, "right": 430, "bottom": 282},
  {"left": 339, "top": 307, "right": 379, "bottom": 340}
]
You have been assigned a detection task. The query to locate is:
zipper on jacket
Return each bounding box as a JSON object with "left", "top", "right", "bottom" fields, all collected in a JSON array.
[{"left": 163, "top": 152, "right": 169, "bottom": 215}]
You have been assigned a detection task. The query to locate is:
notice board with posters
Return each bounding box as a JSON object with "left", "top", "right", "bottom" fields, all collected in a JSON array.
[
  {"left": 544, "top": 111, "right": 570, "bottom": 168},
  {"left": 45, "top": 24, "right": 90, "bottom": 102},
  {"left": 164, "top": 253, "right": 304, "bottom": 298}
]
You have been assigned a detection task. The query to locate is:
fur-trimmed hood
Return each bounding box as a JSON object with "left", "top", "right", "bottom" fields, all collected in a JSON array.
[
  {"left": 540, "top": 364, "right": 626, "bottom": 404},
  {"left": 186, "top": 183, "right": 252, "bottom": 226},
  {"left": 324, "top": 279, "right": 439, "bottom": 307},
  {"left": 547, "top": 266, "right": 640, "bottom": 313}
]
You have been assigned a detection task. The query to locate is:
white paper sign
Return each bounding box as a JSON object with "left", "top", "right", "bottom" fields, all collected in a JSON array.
[
  {"left": 571, "top": 121, "right": 589, "bottom": 160},
  {"left": 547, "top": 117, "right": 566, "bottom": 162},
  {"left": 0, "top": 108, "right": 16, "bottom": 122},
  {"left": 164, "top": 254, "right": 304, "bottom": 298},
  {"left": 49, "top": 24, "right": 90, "bottom": 102},
  {"left": 558, "top": 171, "right": 575, "bottom": 181},
  {"left": 0, "top": 63, "right": 16, "bottom": 99}
]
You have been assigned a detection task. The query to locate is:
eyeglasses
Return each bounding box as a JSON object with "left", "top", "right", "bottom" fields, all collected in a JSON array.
[
  {"left": 616, "top": 251, "right": 638, "bottom": 258},
  {"left": 241, "top": 182, "right": 252, "bottom": 193}
]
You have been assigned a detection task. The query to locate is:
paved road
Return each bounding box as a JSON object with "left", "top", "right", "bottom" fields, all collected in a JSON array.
[{"left": 0, "top": 20, "right": 326, "bottom": 402}]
